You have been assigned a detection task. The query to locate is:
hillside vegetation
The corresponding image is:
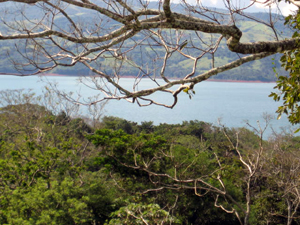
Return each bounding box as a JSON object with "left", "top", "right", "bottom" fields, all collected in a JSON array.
[{"left": 0, "top": 3, "right": 289, "bottom": 81}]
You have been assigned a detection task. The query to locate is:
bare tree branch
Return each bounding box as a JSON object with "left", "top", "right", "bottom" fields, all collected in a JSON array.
[{"left": 0, "top": 0, "right": 296, "bottom": 106}]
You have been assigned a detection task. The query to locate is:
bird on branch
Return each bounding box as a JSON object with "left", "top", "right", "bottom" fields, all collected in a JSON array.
[{"left": 179, "top": 40, "right": 188, "bottom": 50}]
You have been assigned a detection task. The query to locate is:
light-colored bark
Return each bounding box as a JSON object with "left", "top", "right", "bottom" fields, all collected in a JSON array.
[{"left": 0, "top": 0, "right": 297, "bottom": 106}]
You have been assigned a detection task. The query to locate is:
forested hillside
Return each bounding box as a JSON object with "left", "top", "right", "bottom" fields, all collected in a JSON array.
[
  {"left": 0, "top": 2, "right": 289, "bottom": 81},
  {"left": 1, "top": 89, "right": 300, "bottom": 224}
]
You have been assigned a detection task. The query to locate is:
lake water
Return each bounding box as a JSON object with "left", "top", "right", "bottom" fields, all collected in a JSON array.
[{"left": 0, "top": 75, "right": 295, "bottom": 138}]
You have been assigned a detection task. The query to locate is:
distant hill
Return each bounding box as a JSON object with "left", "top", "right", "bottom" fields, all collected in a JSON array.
[{"left": 0, "top": 2, "right": 290, "bottom": 81}]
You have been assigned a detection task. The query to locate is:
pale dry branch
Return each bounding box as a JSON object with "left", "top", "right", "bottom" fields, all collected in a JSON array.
[{"left": 0, "top": 0, "right": 296, "bottom": 107}]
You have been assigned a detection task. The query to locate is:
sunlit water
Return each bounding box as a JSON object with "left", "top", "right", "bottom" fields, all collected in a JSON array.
[{"left": 0, "top": 75, "right": 295, "bottom": 138}]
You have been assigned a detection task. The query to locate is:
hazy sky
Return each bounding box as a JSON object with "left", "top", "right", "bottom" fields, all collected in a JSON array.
[{"left": 167, "top": 0, "right": 298, "bottom": 16}]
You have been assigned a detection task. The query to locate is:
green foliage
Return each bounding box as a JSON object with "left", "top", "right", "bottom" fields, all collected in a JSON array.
[
  {"left": 0, "top": 95, "right": 120, "bottom": 225},
  {"left": 87, "top": 122, "right": 259, "bottom": 224},
  {"left": 106, "top": 200, "right": 180, "bottom": 225},
  {"left": 87, "top": 129, "right": 170, "bottom": 178},
  {"left": 2, "top": 90, "right": 300, "bottom": 224},
  {"left": 1, "top": 173, "right": 118, "bottom": 225},
  {"left": 270, "top": 12, "right": 300, "bottom": 128},
  {"left": 101, "top": 116, "right": 138, "bottom": 134}
]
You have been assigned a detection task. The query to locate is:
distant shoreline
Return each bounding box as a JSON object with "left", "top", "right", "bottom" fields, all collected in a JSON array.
[
  {"left": 42, "top": 73, "right": 276, "bottom": 83},
  {"left": 207, "top": 79, "right": 276, "bottom": 83}
]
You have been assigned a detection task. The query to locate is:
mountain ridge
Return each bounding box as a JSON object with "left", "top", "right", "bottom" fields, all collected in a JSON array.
[{"left": 0, "top": 2, "right": 291, "bottom": 81}]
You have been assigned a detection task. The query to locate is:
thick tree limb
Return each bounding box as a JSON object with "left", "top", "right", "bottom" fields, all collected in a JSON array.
[{"left": 0, "top": 0, "right": 295, "bottom": 106}]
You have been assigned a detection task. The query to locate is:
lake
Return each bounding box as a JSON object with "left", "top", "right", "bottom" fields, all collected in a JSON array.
[{"left": 0, "top": 75, "right": 295, "bottom": 138}]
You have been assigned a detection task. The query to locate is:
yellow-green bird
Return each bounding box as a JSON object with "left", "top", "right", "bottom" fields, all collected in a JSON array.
[{"left": 179, "top": 40, "right": 188, "bottom": 50}]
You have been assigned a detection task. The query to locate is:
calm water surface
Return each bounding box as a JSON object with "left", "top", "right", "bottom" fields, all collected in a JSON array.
[{"left": 0, "top": 75, "right": 295, "bottom": 138}]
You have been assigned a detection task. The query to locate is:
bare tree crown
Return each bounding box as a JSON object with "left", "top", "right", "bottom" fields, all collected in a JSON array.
[{"left": 0, "top": 0, "right": 298, "bottom": 107}]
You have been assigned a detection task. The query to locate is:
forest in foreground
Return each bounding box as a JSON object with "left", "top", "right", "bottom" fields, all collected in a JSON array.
[{"left": 1, "top": 89, "right": 300, "bottom": 225}]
